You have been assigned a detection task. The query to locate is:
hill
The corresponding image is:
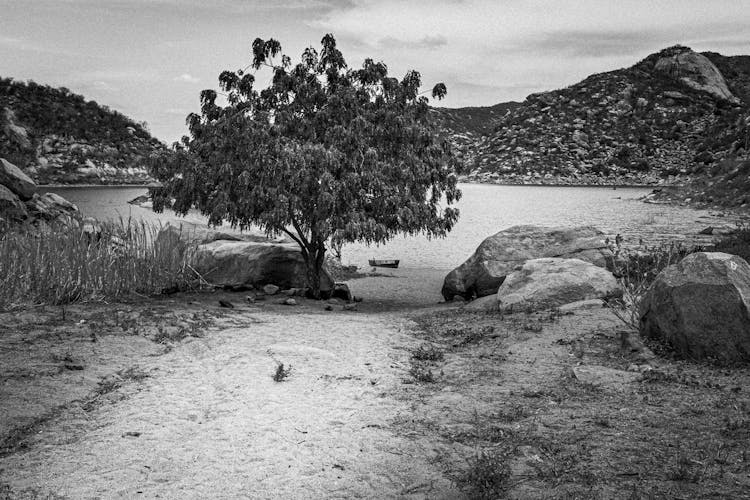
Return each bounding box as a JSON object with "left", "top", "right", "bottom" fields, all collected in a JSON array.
[
  {"left": 438, "top": 46, "right": 750, "bottom": 187},
  {"left": 0, "top": 78, "right": 165, "bottom": 184}
]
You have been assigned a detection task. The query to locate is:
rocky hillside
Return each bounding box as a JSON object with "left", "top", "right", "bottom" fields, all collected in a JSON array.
[
  {"left": 440, "top": 46, "right": 750, "bottom": 186},
  {"left": 0, "top": 78, "right": 164, "bottom": 184}
]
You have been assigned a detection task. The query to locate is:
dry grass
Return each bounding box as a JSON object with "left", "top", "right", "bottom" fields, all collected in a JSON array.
[
  {"left": 402, "top": 307, "right": 750, "bottom": 499},
  {"left": 0, "top": 219, "right": 199, "bottom": 310}
]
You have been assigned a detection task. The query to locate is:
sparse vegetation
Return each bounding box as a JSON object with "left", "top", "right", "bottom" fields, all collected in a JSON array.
[
  {"left": 411, "top": 343, "right": 444, "bottom": 361},
  {"left": 409, "top": 361, "right": 436, "bottom": 383},
  {"left": 0, "top": 219, "right": 198, "bottom": 310},
  {"left": 713, "top": 223, "right": 750, "bottom": 261},
  {"left": 453, "top": 449, "right": 511, "bottom": 499}
]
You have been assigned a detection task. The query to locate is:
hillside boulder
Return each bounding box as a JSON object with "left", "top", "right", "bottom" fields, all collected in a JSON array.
[
  {"left": 654, "top": 49, "right": 739, "bottom": 103},
  {"left": 193, "top": 240, "right": 334, "bottom": 295},
  {"left": 496, "top": 258, "right": 621, "bottom": 312},
  {"left": 442, "top": 225, "right": 611, "bottom": 300},
  {"left": 0, "top": 158, "right": 36, "bottom": 200},
  {"left": 639, "top": 252, "right": 750, "bottom": 363}
]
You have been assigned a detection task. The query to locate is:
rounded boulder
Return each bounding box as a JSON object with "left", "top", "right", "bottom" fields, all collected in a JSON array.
[{"left": 639, "top": 252, "right": 750, "bottom": 363}]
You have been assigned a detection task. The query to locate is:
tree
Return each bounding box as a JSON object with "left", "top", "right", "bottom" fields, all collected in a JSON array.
[{"left": 150, "top": 34, "right": 461, "bottom": 298}]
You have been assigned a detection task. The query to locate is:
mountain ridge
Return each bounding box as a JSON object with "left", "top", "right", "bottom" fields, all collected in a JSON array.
[{"left": 437, "top": 45, "right": 750, "bottom": 191}]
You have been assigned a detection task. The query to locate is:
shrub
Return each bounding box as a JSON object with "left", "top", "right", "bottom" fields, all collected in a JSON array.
[
  {"left": 0, "top": 219, "right": 198, "bottom": 310},
  {"left": 606, "top": 240, "right": 698, "bottom": 329}
]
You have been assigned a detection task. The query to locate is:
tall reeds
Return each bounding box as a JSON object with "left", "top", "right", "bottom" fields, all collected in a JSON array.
[{"left": 0, "top": 218, "right": 198, "bottom": 310}]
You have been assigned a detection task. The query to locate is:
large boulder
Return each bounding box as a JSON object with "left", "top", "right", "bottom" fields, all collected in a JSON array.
[
  {"left": 442, "top": 225, "right": 611, "bottom": 300},
  {"left": 495, "top": 258, "right": 621, "bottom": 312},
  {"left": 639, "top": 252, "right": 750, "bottom": 363},
  {"left": 192, "top": 240, "right": 334, "bottom": 294},
  {"left": 654, "top": 48, "right": 739, "bottom": 103},
  {"left": 0, "top": 184, "right": 28, "bottom": 223},
  {"left": 0, "top": 158, "right": 36, "bottom": 200}
]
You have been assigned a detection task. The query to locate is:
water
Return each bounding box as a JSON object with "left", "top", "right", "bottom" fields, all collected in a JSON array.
[{"left": 46, "top": 184, "right": 719, "bottom": 271}]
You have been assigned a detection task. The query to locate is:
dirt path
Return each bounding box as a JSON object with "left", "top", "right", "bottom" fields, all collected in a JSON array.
[{"left": 0, "top": 303, "right": 460, "bottom": 499}]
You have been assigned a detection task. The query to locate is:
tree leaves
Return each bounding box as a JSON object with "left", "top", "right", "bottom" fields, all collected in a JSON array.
[{"left": 150, "top": 34, "right": 460, "bottom": 296}]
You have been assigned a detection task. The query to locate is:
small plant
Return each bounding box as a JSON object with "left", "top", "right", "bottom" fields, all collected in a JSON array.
[
  {"left": 412, "top": 343, "right": 444, "bottom": 361},
  {"left": 409, "top": 362, "right": 435, "bottom": 383},
  {"left": 273, "top": 362, "right": 292, "bottom": 382},
  {"left": 454, "top": 449, "right": 511, "bottom": 499}
]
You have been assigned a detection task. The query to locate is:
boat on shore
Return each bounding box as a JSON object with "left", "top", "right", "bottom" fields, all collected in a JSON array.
[{"left": 369, "top": 259, "right": 400, "bottom": 268}]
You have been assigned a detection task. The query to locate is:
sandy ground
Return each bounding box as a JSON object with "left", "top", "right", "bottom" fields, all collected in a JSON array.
[
  {"left": 0, "top": 286, "right": 464, "bottom": 499},
  {"left": 2, "top": 211, "right": 750, "bottom": 499}
]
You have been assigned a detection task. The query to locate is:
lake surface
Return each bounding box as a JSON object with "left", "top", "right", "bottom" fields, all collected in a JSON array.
[{"left": 46, "top": 184, "right": 719, "bottom": 271}]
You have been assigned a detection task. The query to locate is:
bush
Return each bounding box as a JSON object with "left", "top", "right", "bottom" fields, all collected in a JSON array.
[
  {"left": 0, "top": 219, "right": 198, "bottom": 310},
  {"left": 606, "top": 240, "right": 699, "bottom": 329}
]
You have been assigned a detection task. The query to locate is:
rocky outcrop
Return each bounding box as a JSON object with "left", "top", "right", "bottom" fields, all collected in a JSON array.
[
  {"left": 1, "top": 77, "right": 166, "bottom": 185},
  {"left": 442, "top": 225, "right": 611, "bottom": 300},
  {"left": 0, "top": 157, "right": 81, "bottom": 227},
  {"left": 495, "top": 258, "right": 621, "bottom": 312},
  {"left": 654, "top": 49, "right": 739, "bottom": 103},
  {"left": 192, "top": 240, "right": 335, "bottom": 294},
  {"left": 639, "top": 252, "right": 750, "bottom": 363}
]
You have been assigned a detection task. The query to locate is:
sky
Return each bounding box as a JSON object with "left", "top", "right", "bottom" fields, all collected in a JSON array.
[{"left": 1, "top": 0, "right": 749, "bottom": 143}]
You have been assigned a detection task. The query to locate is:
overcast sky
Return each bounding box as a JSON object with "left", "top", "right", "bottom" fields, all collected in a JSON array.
[{"left": 1, "top": 0, "right": 748, "bottom": 143}]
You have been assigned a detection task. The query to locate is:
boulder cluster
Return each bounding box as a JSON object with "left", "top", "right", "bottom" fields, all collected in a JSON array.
[
  {"left": 0, "top": 157, "right": 80, "bottom": 228},
  {"left": 447, "top": 226, "right": 750, "bottom": 363}
]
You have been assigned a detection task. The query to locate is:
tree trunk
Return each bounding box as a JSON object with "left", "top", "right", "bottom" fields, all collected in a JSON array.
[{"left": 302, "top": 242, "right": 326, "bottom": 299}]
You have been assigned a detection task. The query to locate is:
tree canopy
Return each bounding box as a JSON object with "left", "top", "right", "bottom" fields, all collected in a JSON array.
[{"left": 150, "top": 34, "right": 461, "bottom": 297}]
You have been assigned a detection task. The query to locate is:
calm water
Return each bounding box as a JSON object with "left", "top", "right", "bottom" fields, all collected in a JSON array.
[{"left": 46, "top": 184, "right": 717, "bottom": 270}]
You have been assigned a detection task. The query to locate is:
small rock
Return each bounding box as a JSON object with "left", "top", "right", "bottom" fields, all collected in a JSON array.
[
  {"left": 332, "top": 283, "right": 352, "bottom": 302},
  {"left": 218, "top": 300, "right": 234, "bottom": 308},
  {"left": 324, "top": 305, "right": 333, "bottom": 311},
  {"left": 343, "top": 303, "right": 358, "bottom": 311},
  {"left": 698, "top": 226, "right": 714, "bottom": 235},
  {"left": 245, "top": 295, "right": 256, "bottom": 304},
  {"left": 263, "top": 284, "right": 280, "bottom": 295},
  {"left": 121, "top": 431, "right": 141, "bottom": 438},
  {"left": 282, "top": 298, "right": 297, "bottom": 306}
]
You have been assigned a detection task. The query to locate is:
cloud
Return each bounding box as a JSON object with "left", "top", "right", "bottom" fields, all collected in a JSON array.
[
  {"left": 174, "top": 73, "right": 200, "bottom": 83},
  {"left": 378, "top": 34, "right": 447, "bottom": 50}
]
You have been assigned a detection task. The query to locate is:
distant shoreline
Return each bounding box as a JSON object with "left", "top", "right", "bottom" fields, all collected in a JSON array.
[
  {"left": 40, "top": 181, "right": 667, "bottom": 190},
  {"left": 40, "top": 184, "right": 152, "bottom": 189}
]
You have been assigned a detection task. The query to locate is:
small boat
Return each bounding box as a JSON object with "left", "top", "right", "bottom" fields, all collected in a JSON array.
[{"left": 369, "top": 258, "right": 400, "bottom": 268}]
